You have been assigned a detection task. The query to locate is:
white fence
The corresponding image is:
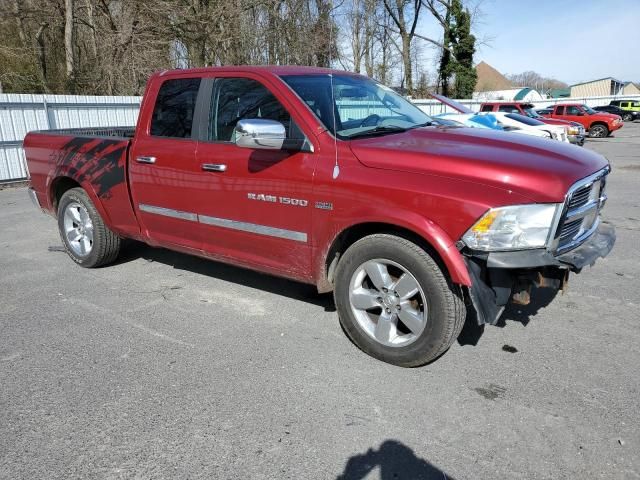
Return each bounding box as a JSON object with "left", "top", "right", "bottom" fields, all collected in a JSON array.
[
  {"left": 1, "top": 92, "right": 639, "bottom": 183},
  {"left": 0, "top": 94, "right": 140, "bottom": 182}
]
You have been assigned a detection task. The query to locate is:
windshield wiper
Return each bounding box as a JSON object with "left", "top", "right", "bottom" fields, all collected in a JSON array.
[
  {"left": 347, "top": 125, "right": 409, "bottom": 139},
  {"left": 410, "top": 121, "right": 433, "bottom": 128}
]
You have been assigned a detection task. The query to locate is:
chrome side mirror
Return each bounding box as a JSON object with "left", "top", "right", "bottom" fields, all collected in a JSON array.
[{"left": 234, "top": 119, "right": 286, "bottom": 150}]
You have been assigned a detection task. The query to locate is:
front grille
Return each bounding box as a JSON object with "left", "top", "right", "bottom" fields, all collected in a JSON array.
[
  {"left": 554, "top": 168, "right": 609, "bottom": 252},
  {"left": 568, "top": 185, "right": 591, "bottom": 209},
  {"left": 559, "top": 219, "right": 582, "bottom": 241}
]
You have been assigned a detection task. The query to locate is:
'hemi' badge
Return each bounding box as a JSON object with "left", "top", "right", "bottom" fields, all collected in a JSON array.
[{"left": 315, "top": 201, "right": 333, "bottom": 210}]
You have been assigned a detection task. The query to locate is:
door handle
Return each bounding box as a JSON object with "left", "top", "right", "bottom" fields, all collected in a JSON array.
[
  {"left": 136, "top": 156, "right": 156, "bottom": 164},
  {"left": 202, "top": 163, "right": 227, "bottom": 172}
]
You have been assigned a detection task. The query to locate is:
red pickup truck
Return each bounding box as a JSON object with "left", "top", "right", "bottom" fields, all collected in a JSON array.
[
  {"left": 480, "top": 102, "right": 586, "bottom": 146},
  {"left": 24, "top": 66, "right": 615, "bottom": 367},
  {"left": 540, "top": 103, "right": 623, "bottom": 138}
]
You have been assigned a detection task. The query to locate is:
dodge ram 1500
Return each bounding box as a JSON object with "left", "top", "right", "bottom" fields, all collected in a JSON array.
[{"left": 25, "top": 66, "right": 615, "bottom": 366}]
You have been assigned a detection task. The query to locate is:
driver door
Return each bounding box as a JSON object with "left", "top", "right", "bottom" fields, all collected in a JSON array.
[
  {"left": 564, "top": 105, "right": 584, "bottom": 123},
  {"left": 193, "top": 75, "right": 317, "bottom": 278}
]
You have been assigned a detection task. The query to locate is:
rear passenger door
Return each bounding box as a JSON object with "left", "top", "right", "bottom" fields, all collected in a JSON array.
[
  {"left": 193, "top": 75, "right": 317, "bottom": 279},
  {"left": 129, "top": 76, "right": 205, "bottom": 251}
]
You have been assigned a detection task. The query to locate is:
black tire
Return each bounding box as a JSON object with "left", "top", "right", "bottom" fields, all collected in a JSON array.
[
  {"left": 57, "top": 187, "right": 120, "bottom": 268},
  {"left": 588, "top": 123, "right": 608, "bottom": 138},
  {"left": 334, "top": 234, "right": 465, "bottom": 367},
  {"left": 622, "top": 113, "right": 633, "bottom": 122}
]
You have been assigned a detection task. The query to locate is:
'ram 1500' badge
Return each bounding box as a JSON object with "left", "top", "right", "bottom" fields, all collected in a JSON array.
[{"left": 248, "top": 193, "right": 308, "bottom": 207}]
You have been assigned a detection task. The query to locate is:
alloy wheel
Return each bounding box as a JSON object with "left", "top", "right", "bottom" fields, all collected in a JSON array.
[
  {"left": 63, "top": 201, "right": 94, "bottom": 256},
  {"left": 348, "top": 259, "right": 428, "bottom": 347}
]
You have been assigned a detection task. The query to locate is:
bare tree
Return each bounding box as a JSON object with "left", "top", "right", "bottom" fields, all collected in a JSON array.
[
  {"left": 382, "top": 0, "right": 422, "bottom": 93},
  {"left": 64, "top": 0, "right": 74, "bottom": 84}
]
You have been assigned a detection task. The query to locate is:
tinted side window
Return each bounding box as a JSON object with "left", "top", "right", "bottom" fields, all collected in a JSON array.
[
  {"left": 566, "top": 106, "right": 581, "bottom": 115},
  {"left": 210, "top": 78, "right": 298, "bottom": 142},
  {"left": 480, "top": 105, "right": 493, "bottom": 112},
  {"left": 555, "top": 106, "right": 565, "bottom": 115},
  {"left": 150, "top": 78, "right": 201, "bottom": 138},
  {"left": 498, "top": 105, "right": 517, "bottom": 113}
]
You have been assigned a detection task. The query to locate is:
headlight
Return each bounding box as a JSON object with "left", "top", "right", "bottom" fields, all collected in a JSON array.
[
  {"left": 462, "top": 204, "right": 561, "bottom": 251},
  {"left": 567, "top": 126, "right": 579, "bottom": 135}
]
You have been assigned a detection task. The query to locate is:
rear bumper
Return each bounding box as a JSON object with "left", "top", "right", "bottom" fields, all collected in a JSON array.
[
  {"left": 27, "top": 187, "right": 42, "bottom": 209},
  {"left": 464, "top": 221, "right": 615, "bottom": 325},
  {"left": 27, "top": 187, "right": 48, "bottom": 215}
]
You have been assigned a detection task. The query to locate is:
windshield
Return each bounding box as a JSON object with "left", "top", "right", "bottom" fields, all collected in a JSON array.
[
  {"left": 523, "top": 107, "right": 542, "bottom": 118},
  {"left": 281, "top": 74, "right": 432, "bottom": 139},
  {"left": 504, "top": 113, "right": 546, "bottom": 126},
  {"left": 582, "top": 105, "right": 598, "bottom": 114}
]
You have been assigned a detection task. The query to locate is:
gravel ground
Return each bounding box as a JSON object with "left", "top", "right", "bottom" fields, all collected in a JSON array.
[{"left": 1, "top": 124, "right": 639, "bottom": 480}]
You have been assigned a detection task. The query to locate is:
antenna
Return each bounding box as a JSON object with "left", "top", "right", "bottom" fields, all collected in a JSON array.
[
  {"left": 329, "top": 2, "right": 340, "bottom": 180},
  {"left": 329, "top": 73, "right": 340, "bottom": 179}
]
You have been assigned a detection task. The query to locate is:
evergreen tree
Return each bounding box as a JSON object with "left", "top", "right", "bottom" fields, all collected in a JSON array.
[{"left": 436, "top": 0, "right": 477, "bottom": 98}]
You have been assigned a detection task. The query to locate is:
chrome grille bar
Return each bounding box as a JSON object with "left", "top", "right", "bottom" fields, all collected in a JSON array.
[{"left": 552, "top": 166, "right": 610, "bottom": 254}]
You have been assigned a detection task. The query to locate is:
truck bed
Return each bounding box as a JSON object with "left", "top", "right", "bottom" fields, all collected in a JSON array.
[{"left": 24, "top": 127, "right": 140, "bottom": 236}]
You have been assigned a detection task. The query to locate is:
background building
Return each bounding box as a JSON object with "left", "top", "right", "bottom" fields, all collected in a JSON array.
[
  {"left": 570, "top": 77, "right": 625, "bottom": 97},
  {"left": 622, "top": 82, "right": 640, "bottom": 95},
  {"left": 474, "top": 61, "right": 513, "bottom": 92}
]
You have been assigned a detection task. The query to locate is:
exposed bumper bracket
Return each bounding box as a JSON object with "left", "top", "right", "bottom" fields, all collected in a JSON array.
[{"left": 464, "top": 221, "right": 615, "bottom": 326}]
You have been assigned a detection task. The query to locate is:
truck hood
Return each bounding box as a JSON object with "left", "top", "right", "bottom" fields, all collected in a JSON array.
[{"left": 349, "top": 126, "right": 609, "bottom": 203}]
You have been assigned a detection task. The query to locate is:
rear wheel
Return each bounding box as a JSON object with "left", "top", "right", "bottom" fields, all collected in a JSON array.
[
  {"left": 622, "top": 113, "right": 633, "bottom": 122},
  {"left": 57, "top": 188, "right": 120, "bottom": 268},
  {"left": 589, "top": 124, "right": 608, "bottom": 138},
  {"left": 334, "top": 234, "right": 465, "bottom": 367}
]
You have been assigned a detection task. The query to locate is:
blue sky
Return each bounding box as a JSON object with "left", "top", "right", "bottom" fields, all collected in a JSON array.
[{"left": 417, "top": 0, "right": 640, "bottom": 85}]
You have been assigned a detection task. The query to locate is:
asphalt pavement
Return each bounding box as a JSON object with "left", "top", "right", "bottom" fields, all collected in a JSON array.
[{"left": 1, "top": 123, "right": 639, "bottom": 479}]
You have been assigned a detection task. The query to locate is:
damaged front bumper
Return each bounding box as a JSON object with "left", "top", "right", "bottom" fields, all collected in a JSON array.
[{"left": 464, "top": 221, "right": 616, "bottom": 325}]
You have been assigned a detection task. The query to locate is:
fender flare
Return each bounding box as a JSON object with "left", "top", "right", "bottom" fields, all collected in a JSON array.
[
  {"left": 47, "top": 170, "right": 114, "bottom": 228},
  {"left": 319, "top": 211, "right": 472, "bottom": 288}
]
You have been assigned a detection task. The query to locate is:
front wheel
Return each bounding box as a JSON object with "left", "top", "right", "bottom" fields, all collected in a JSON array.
[
  {"left": 334, "top": 234, "right": 465, "bottom": 367},
  {"left": 622, "top": 113, "right": 633, "bottom": 122},
  {"left": 589, "top": 124, "right": 608, "bottom": 138},
  {"left": 57, "top": 188, "right": 121, "bottom": 268}
]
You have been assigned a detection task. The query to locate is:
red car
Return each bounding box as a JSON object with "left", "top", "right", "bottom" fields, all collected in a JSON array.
[
  {"left": 540, "top": 103, "right": 623, "bottom": 138},
  {"left": 480, "top": 102, "right": 586, "bottom": 145},
  {"left": 24, "top": 66, "right": 615, "bottom": 366}
]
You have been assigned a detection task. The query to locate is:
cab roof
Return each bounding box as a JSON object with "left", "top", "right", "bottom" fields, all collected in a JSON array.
[{"left": 157, "top": 65, "right": 360, "bottom": 78}]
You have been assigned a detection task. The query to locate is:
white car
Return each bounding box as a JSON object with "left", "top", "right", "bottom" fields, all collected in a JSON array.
[
  {"left": 429, "top": 94, "right": 569, "bottom": 142},
  {"left": 436, "top": 112, "right": 554, "bottom": 140},
  {"left": 485, "top": 112, "right": 569, "bottom": 142}
]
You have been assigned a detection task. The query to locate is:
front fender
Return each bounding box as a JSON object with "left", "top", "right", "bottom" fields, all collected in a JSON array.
[{"left": 317, "top": 210, "right": 472, "bottom": 291}]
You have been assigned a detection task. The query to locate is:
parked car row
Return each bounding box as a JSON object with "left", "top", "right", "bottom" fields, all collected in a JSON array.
[
  {"left": 479, "top": 102, "right": 585, "bottom": 145},
  {"left": 430, "top": 94, "right": 581, "bottom": 145},
  {"left": 436, "top": 98, "right": 637, "bottom": 141}
]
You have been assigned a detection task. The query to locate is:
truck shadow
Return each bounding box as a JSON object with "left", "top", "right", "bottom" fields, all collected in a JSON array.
[
  {"left": 115, "top": 241, "right": 557, "bottom": 346},
  {"left": 336, "top": 440, "right": 455, "bottom": 480},
  {"left": 457, "top": 287, "right": 558, "bottom": 346},
  {"left": 115, "top": 241, "right": 336, "bottom": 312}
]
